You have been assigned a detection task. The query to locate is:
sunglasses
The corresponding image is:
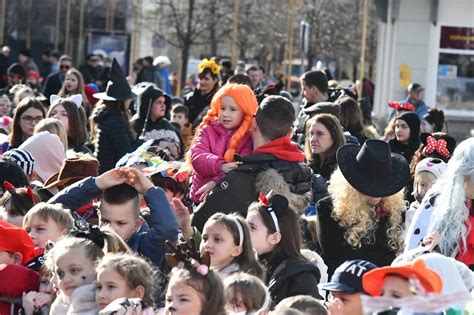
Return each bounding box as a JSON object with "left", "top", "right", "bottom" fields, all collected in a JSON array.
[{"left": 60, "top": 65, "right": 71, "bottom": 70}]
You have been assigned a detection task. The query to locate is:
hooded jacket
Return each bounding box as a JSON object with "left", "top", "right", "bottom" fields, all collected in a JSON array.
[
  {"left": 191, "top": 136, "right": 313, "bottom": 231},
  {"left": 263, "top": 257, "right": 322, "bottom": 304},
  {"left": 189, "top": 120, "right": 253, "bottom": 203},
  {"left": 389, "top": 111, "right": 421, "bottom": 164},
  {"left": 92, "top": 106, "right": 133, "bottom": 174},
  {"left": 131, "top": 86, "right": 183, "bottom": 160}
]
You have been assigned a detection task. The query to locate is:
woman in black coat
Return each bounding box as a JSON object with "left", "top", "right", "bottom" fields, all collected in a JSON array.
[
  {"left": 317, "top": 140, "right": 409, "bottom": 277},
  {"left": 91, "top": 59, "right": 134, "bottom": 174},
  {"left": 246, "top": 194, "right": 321, "bottom": 304},
  {"left": 184, "top": 58, "right": 220, "bottom": 126}
]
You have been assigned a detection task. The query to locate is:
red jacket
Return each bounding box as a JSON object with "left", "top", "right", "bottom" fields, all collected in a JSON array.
[
  {"left": 0, "top": 264, "right": 39, "bottom": 314},
  {"left": 190, "top": 120, "right": 253, "bottom": 203}
]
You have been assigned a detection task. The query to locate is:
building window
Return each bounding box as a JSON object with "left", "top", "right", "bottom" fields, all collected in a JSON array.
[{"left": 436, "top": 26, "right": 474, "bottom": 111}]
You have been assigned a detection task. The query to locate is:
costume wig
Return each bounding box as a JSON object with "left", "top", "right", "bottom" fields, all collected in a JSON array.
[
  {"left": 196, "top": 83, "right": 258, "bottom": 162},
  {"left": 428, "top": 138, "right": 474, "bottom": 257},
  {"left": 328, "top": 168, "right": 406, "bottom": 250}
]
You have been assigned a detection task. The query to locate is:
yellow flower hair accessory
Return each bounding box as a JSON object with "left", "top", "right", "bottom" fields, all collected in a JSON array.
[{"left": 198, "top": 58, "right": 221, "bottom": 75}]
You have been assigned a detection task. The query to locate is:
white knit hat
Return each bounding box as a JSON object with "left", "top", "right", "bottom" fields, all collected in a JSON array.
[{"left": 415, "top": 157, "right": 447, "bottom": 179}]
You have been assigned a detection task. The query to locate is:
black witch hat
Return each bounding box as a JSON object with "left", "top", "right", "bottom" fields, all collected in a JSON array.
[{"left": 93, "top": 58, "right": 134, "bottom": 101}]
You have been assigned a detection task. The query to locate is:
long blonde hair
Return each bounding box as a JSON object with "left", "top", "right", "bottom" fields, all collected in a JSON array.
[{"left": 328, "top": 168, "right": 405, "bottom": 250}]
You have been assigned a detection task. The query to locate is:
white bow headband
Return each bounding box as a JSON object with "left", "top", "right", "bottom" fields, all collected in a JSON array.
[{"left": 50, "top": 94, "right": 83, "bottom": 108}]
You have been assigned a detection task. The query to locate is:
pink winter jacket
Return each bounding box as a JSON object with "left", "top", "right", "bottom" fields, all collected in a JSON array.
[{"left": 189, "top": 120, "right": 253, "bottom": 203}]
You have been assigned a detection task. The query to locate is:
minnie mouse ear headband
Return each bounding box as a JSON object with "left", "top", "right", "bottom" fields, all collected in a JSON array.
[
  {"left": 420, "top": 133, "right": 456, "bottom": 159},
  {"left": 165, "top": 239, "right": 211, "bottom": 276},
  {"left": 258, "top": 192, "right": 290, "bottom": 233},
  {"left": 50, "top": 94, "right": 83, "bottom": 108},
  {"left": 3, "top": 181, "right": 36, "bottom": 204},
  {"left": 388, "top": 101, "right": 415, "bottom": 112}
]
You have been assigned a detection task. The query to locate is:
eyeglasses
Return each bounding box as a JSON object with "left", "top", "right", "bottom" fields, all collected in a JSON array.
[
  {"left": 60, "top": 65, "right": 71, "bottom": 70},
  {"left": 21, "top": 115, "right": 43, "bottom": 124}
]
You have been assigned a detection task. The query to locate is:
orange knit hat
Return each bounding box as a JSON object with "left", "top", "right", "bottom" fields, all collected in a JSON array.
[{"left": 200, "top": 84, "right": 258, "bottom": 162}]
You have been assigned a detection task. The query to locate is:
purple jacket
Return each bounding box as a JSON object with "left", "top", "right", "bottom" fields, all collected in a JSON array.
[{"left": 190, "top": 120, "right": 253, "bottom": 203}]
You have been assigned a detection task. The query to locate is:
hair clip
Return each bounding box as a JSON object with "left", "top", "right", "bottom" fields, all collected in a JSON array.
[
  {"left": 50, "top": 94, "right": 83, "bottom": 109},
  {"left": 69, "top": 224, "right": 105, "bottom": 249},
  {"left": 165, "top": 239, "right": 211, "bottom": 275}
]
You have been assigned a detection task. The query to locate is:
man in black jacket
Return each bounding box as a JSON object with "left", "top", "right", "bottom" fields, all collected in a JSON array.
[
  {"left": 292, "top": 70, "right": 355, "bottom": 147},
  {"left": 43, "top": 55, "right": 73, "bottom": 98},
  {"left": 191, "top": 95, "right": 313, "bottom": 231}
]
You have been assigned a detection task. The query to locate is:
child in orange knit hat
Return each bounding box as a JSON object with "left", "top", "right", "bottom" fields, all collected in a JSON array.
[{"left": 188, "top": 83, "right": 258, "bottom": 204}]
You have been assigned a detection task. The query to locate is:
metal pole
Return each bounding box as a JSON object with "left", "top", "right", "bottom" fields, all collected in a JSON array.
[
  {"left": 230, "top": 0, "right": 240, "bottom": 69},
  {"left": 77, "top": 0, "right": 86, "bottom": 66},
  {"left": 26, "top": 0, "right": 32, "bottom": 48},
  {"left": 0, "top": 0, "right": 6, "bottom": 45},
  {"left": 110, "top": 0, "right": 117, "bottom": 33},
  {"left": 285, "top": 4, "right": 294, "bottom": 91},
  {"left": 54, "top": 0, "right": 60, "bottom": 51},
  {"left": 358, "top": 0, "right": 369, "bottom": 101},
  {"left": 65, "top": 0, "right": 71, "bottom": 56}
]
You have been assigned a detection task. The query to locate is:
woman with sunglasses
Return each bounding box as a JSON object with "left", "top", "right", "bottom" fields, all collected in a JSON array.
[{"left": 9, "top": 97, "right": 45, "bottom": 148}]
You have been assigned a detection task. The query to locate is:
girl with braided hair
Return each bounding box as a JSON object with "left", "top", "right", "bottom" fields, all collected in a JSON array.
[{"left": 187, "top": 83, "right": 258, "bottom": 204}]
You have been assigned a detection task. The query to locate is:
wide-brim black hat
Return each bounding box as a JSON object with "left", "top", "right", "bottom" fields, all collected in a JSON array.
[
  {"left": 94, "top": 58, "right": 134, "bottom": 101},
  {"left": 336, "top": 139, "right": 409, "bottom": 197}
]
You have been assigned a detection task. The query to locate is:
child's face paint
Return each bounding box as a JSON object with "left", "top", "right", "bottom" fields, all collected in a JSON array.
[
  {"left": 200, "top": 222, "right": 242, "bottom": 271},
  {"left": 55, "top": 246, "right": 96, "bottom": 298},
  {"left": 165, "top": 280, "right": 204, "bottom": 315},
  {"left": 96, "top": 266, "right": 141, "bottom": 310}
]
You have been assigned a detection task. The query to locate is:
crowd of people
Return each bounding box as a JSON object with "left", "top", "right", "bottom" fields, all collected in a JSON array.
[{"left": 0, "top": 48, "right": 472, "bottom": 315}]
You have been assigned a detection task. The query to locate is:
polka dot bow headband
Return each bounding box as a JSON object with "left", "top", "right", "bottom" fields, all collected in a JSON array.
[{"left": 425, "top": 135, "right": 450, "bottom": 158}]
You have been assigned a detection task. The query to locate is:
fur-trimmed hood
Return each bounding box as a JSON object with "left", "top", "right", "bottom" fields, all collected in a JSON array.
[{"left": 256, "top": 168, "right": 312, "bottom": 214}]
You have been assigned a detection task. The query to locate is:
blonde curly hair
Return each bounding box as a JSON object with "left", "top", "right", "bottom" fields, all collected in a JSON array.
[{"left": 328, "top": 168, "right": 406, "bottom": 251}]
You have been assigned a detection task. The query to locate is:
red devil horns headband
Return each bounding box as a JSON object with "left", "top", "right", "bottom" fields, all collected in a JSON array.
[{"left": 3, "top": 181, "right": 36, "bottom": 205}]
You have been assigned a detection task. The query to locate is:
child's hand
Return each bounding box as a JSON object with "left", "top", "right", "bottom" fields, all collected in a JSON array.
[
  {"left": 327, "top": 298, "right": 345, "bottom": 315},
  {"left": 96, "top": 167, "right": 129, "bottom": 190},
  {"left": 125, "top": 168, "right": 154, "bottom": 195},
  {"left": 197, "top": 181, "right": 216, "bottom": 202},
  {"left": 171, "top": 198, "right": 193, "bottom": 240},
  {"left": 221, "top": 162, "right": 241, "bottom": 173},
  {"left": 422, "top": 232, "right": 441, "bottom": 251},
  {"left": 22, "top": 291, "right": 52, "bottom": 315}
]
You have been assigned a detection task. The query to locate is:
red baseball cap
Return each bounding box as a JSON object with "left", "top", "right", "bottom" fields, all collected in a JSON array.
[{"left": 0, "top": 220, "right": 35, "bottom": 264}]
